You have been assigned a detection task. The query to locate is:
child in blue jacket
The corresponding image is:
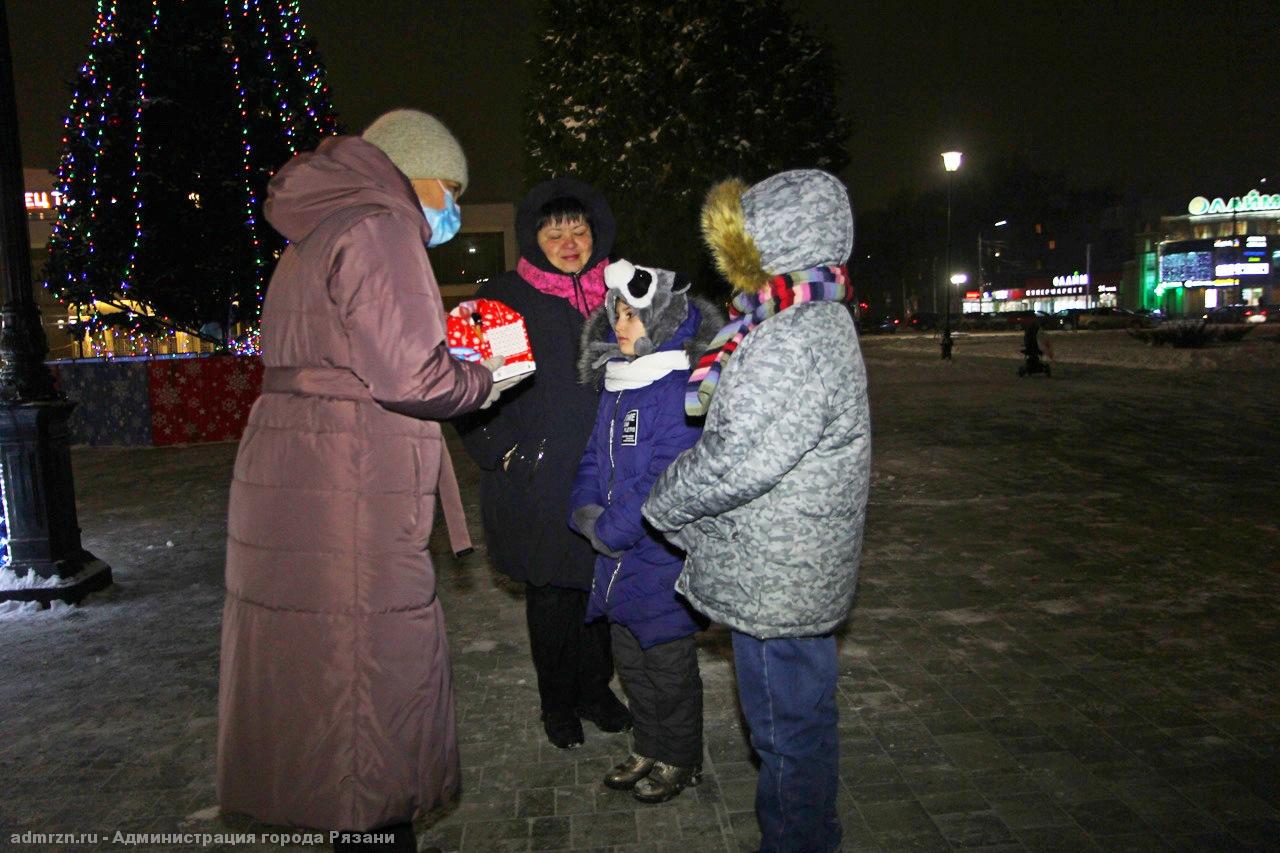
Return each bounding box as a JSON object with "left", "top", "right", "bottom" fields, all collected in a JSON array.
[{"left": 569, "top": 259, "right": 722, "bottom": 803}]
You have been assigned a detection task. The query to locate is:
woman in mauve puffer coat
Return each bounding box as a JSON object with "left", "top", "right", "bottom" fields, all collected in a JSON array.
[{"left": 217, "top": 114, "right": 493, "bottom": 838}]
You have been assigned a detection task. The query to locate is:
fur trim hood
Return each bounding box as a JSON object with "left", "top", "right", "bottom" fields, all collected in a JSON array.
[
  {"left": 578, "top": 295, "right": 724, "bottom": 388},
  {"left": 701, "top": 169, "right": 854, "bottom": 292}
]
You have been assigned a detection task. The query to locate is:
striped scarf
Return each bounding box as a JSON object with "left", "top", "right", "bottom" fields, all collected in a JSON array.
[{"left": 685, "top": 265, "right": 851, "bottom": 416}]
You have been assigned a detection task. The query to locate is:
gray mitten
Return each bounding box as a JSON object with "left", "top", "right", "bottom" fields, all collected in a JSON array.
[{"left": 572, "top": 504, "right": 621, "bottom": 559}]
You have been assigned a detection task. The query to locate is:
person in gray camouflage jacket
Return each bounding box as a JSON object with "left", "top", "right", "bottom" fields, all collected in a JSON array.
[{"left": 642, "top": 169, "right": 870, "bottom": 853}]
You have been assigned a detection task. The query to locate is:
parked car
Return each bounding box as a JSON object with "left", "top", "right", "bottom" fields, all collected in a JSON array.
[
  {"left": 906, "top": 312, "right": 939, "bottom": 331},
  {"left": 988, "top": 310, "right": 1057, "bottom": 330},
  {"left": 1203, "top": 304, "right": 1272, "bottom": 324},
  {"left": 953, "top": 311, "right": 1051, "bottom": 331},
  {"left": 858, "top": 313, "right": 899, "bottom": 334},
  {"left": 1057, "top": 307, "right": 1150, "bottom": 330}
]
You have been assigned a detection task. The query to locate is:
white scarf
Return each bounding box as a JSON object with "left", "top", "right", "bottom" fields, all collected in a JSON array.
[{"left": 603, "top": 350, "right": 690, "bottom": 391}]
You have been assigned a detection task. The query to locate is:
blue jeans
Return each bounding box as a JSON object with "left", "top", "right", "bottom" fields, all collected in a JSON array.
[{"left": 732, "top": 631, "right": 840, "bottom": 853}]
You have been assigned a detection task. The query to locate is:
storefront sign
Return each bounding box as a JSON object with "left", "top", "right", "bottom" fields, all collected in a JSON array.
[
  {"left": 24, "top": 190, "right": 66, "bottom": 210},
  {"left": 1215, "top": 262, "right": 1269, "bottom": 277},
  {"left": 1027, "top": 286, "right": 1087, "bottom": 297},
  {"left": 1188, "top": 189, "right": 1280, "bottom": 216},
  {"left": 1052, "top": 272, "right": 1088, "bottom": 288}
]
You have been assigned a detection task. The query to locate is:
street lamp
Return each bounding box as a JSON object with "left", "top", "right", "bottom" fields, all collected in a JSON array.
[
  {"left": 951, "top": 273, "right": 968, "bottom": 317},
  {"left": 940, "top": 151, "right": 962, "bottom": 359},
  {"left": 0, "top": 2, "right": 111, "bottom": 605}
]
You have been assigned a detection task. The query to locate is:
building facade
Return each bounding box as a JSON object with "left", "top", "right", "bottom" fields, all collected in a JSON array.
[{"left": 1145, "top": 189, "right": 1280, "bottom": 316}]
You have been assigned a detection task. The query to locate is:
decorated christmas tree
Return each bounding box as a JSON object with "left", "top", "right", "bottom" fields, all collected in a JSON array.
[
  {"left": 43, "top": 0, "right": 339, "bottom": 355},
  {"left": 525, "top": 0, "right": 850, "bottom": 285}
]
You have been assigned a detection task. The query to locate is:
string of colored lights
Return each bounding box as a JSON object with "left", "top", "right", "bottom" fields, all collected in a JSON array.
[
  {"left": 224, "top": 0, "right": 266, "bottom": 324},
  {"left": 46, "top": 0, "right": 338, "bottom": 358},
  {"left": 283, "top": 0, "right": 338, "bottom": 136},
  {"left": 255, "top": 4, "right": 298, "bottom": 155},
  {"left": 48, "top": 2, "right": 116, "bottom": 323}
]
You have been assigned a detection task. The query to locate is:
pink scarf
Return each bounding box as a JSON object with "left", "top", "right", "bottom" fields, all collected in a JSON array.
[{"left": 516, "top": 257, "right": 607, "bottom": 316}]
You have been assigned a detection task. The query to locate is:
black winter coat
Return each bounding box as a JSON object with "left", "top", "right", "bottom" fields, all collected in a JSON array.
[{"left": 455, "top": 177, "right": 615, "bottom": 590}]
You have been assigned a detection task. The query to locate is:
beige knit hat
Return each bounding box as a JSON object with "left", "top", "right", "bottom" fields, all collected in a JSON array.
[{"left": 362, "top": 109, "right": 468, "bottom": 194}]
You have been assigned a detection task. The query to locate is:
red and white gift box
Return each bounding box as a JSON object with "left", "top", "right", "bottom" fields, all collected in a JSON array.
[{"left": 447, "top": 298, "right": 536, "bottom": 382}]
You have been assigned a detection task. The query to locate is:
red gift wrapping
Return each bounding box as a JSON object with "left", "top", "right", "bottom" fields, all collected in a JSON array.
[
  {"left": 148, "top": 355, "right": 264, "bottom": 446},
  {"left": 447, "top": 298, "right": 536, "bottom": 381}
]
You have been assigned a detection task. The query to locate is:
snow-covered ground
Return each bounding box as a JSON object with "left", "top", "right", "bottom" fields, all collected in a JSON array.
[
  {"left": 0, "top": 349, "right": 1276, "bottom": 850},
  {"left": 863, "top": 323, "right": 1280, "bottom": 372}
]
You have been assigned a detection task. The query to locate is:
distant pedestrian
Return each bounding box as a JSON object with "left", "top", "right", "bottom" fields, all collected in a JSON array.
[
  {"left": 1019, "top": 318, "right": 1054, "bottom": 376},
  {"left": 643, "top": 170, "right": 871, "bottom": 852},
  {"left": 217, "top": 109, "right": 518, "bottom": 851},
  {"left": 456, "top": 177, "right": 632, "bottom": 751},
  {"left": 941, "top": 327, "right": 954, "bottom": 359},
  {"left": 569, "top": 259, "right": 722, "bottom": 803}
]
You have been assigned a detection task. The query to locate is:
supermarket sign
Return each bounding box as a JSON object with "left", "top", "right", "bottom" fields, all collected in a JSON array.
[{"left": 1187, "top": 189, "right": 1280, "bottom": 217}]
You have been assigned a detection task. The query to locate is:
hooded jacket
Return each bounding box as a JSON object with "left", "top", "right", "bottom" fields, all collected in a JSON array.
[
  {"left": 642, "top": 170, "right": 871, "bottom": 639},
  {"left": 217, "top": 136, "right": 492, "bottom": 830},
  {"left": 455, "top": 177, "right": 614, "bottom": 589},
  {"left": 569, "top": 283, "right": 722, "bottom": 649}
]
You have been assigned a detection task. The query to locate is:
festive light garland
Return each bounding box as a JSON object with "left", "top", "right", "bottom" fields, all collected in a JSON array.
[{"left": 45, "top": 0, "right": 339, "bottom": 359}]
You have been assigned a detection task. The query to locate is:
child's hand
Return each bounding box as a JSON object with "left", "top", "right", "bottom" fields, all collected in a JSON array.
[{"left": 572, "top": 504, "right": 621, "bottom": 559}]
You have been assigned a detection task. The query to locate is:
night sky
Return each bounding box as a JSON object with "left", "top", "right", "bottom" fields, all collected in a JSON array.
[{"left": 9, "top": 1, "right": 1278, "bottom": 214}]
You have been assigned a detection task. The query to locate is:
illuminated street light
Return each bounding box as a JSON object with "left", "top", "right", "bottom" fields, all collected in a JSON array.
[
  {"left": 941, "top": 151, "right": 963, "bottom": 359},
  {"left": 951, "top": 273, "right": 969, "bottom": 286}
]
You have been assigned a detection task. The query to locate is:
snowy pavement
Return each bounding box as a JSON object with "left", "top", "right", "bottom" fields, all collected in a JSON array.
[{"left": 1, "top": 347, "right": 1277, "bottom": 851}]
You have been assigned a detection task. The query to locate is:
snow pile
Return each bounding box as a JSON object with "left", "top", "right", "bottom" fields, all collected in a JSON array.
[
  {"left": 0, "top": 565, "right": 63, "bottom": 589},
  {"left": 0, "top": 599, "right": 76, "bottom": 621}
]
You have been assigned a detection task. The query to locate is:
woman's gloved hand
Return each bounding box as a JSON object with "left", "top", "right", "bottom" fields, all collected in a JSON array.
[{"left": 479, "top": 356, "right": 531, "bottom": 409}]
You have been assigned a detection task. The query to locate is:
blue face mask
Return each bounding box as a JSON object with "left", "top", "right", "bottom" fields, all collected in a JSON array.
[{"left": 422, "top": 181, "right": 461, "bottom": 247}]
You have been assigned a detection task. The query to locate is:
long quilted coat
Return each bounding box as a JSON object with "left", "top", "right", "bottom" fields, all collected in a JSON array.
[{"left": 216, "top": 136, "right": 492, "bottom": 831}]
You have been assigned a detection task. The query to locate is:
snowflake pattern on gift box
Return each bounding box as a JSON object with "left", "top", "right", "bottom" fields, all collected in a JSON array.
[{"left": 149, "top": 356, "right": 263, "bottom": 447}]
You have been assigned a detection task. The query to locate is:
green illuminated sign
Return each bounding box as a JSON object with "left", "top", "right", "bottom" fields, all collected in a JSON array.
[{"left": 1188, "top": 189, "right": 1280, "bottom": 216}]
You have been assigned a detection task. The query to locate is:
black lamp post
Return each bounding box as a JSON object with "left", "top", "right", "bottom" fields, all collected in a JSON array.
[
  {"left": 940, "top": 151, "right": 962, "bottom": 359},
  {"left": 0, "top": 0, "right": 111, "bottom": 605}
]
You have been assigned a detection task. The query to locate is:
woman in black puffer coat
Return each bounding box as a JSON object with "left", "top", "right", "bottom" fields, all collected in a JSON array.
[{"left": 456, "top": 176, "right": 631, "bottom": 749}]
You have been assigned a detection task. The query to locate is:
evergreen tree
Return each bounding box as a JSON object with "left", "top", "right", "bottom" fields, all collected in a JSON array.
[
  {"left": 43, "top": 0, "right": 339, "bottom": 353},
  {"left": 525, "top": 0, "right": 849, "bottom": 289}
]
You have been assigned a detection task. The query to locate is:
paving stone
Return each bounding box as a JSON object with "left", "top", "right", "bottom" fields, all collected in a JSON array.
[
  {"left": 551, "top": 784, "right": 596, "bottom": 816},
  {"left": 917, "top": 788, "right": 991, "bottom": 816},
  {"left": 1014, "top": 825, "right": 1102, "bottom": 851},
  {"left": 527, "top": 815, "right": 570, "bottom": 851},
  {"left": 931, "top": 810, "right": 1017, "bottom": 848},
  {"left": 459, "top": 817, "right": 528, "bottom": 852},
  {"left": 570, "top": 809, "right": 637, "bottom": 847},
  {"left": 1065, "top": 798, "right": 1148, "bottom": 836},
  {"left": 858, "top": 799, "right": 948, "bottom": 849}
]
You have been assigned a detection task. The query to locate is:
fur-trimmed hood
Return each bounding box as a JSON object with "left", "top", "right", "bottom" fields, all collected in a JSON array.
[
  {"left": 701, "top": 169, "right": 854, "bottom": 292},
  {"left": 577, "top": 296, "right": 723, "bottom": 388}
]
